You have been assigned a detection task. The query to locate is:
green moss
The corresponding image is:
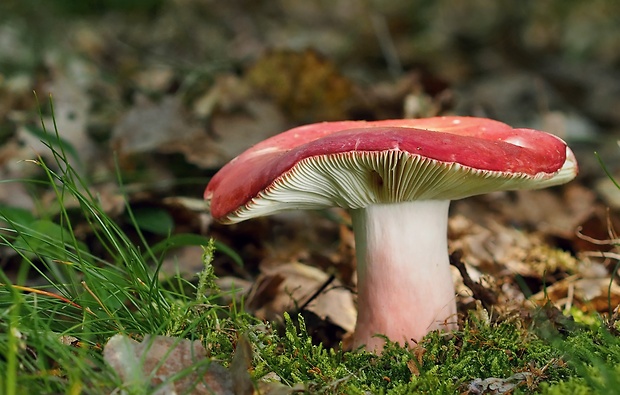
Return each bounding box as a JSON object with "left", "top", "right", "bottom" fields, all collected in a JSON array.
[
  {"left": 538, "top": 378, "right": 593, "bottom": 395},
  {"left": 249, "top": 309, "right": 620, "bottom": 393},
  {"left": 253, "top": 312, "right": 582, "bottom": 394}
]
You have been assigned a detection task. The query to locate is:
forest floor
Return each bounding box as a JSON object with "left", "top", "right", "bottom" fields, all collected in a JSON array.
[{"left": 1, "top": 1, "right": 620, "bottom": 394}]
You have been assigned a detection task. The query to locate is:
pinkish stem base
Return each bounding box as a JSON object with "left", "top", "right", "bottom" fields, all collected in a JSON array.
[{"left": 351, "top": 200, "right": 458, "bottom": 352}]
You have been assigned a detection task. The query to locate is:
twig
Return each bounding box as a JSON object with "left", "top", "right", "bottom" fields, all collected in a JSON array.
[
  {"left": 449, "top": 250, "right": 498, "bottom": 309},
  {"left": 581, "top": 251, "right": 620, "bottom": 261},
  {"left": 297, "top": 275, "right": 336, "bottom": 313},
  {"left": 576, "top": 226, "right": 620, "bottom": 245}
]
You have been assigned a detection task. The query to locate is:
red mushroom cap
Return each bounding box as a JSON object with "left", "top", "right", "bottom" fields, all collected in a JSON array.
[{"left": 205, "top": 116, "right": 577, "bottom": 223}]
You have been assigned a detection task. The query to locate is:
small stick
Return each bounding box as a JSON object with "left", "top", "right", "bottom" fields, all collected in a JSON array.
[
  {"left": 449, "top": 250, "right": 498, "bottom": 309},
  {"left": 297, "top": 275, "right": 336, "bottom": 313}
]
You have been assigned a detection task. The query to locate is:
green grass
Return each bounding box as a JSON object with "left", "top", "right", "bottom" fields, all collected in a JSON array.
[
  {"left": 0, "top": 110, "right": 255, "bottom": 393},
  {"left": 1, "top": 109, "right": 620, "bottom": 394}
]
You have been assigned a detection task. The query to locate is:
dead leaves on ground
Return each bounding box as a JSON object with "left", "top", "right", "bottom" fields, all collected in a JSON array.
[
  {"left": 246, "top": 261, "right": 356, "bottom": 335},
  {"left": 451, "top": 185, "right": 620, "bottom": 320},
  {"left": 104, "top": 333, "right": 297, "bottom": 395}
]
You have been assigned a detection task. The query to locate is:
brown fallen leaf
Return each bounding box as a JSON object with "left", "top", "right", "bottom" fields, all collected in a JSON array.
[
  {"left": 406, "top": 344, "right": 426, "bottom": 377},
  {"left": 231, "top": 334, "right": 255, "bottom": 395},
  {"left": 0, "top": 140, "right": 36, "bottom": 211},
  {"left": 450, "top": 213, "right": 578, "bottom": 281},
  {"left": 175, "top": 73, "right": 289, "bottom": 169},
  {"left": 531, "top": 272, "right": 620, "bottom": 315},
  {"left": 112, "top": 95, "right": 200, "bottom": 156},
  {"left": 247, "top": 261, "right": 356, "bottom": 334},
  {"left": 448, "top": 206, "right": 586, "bottom": 315},
  {"left": 103, "top": 334, "right": 250, "bottom": 395},
  {"left": 103, "top": 333, "right": 306, "bottom": 395},
  {"left": 20, "top": 57, "right": 98, "bottom": 173},
  {"left": 494, "top": 186, "right": 595, "bottom": 239}
]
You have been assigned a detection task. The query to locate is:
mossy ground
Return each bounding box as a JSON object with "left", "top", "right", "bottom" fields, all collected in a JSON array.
[{"left": 251, "top": 309, "right": 620, "bottom": 394}]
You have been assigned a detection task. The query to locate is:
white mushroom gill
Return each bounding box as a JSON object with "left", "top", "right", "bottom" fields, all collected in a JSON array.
[{"left": 224, "top": 147, "right": 577, "bottom": 224}]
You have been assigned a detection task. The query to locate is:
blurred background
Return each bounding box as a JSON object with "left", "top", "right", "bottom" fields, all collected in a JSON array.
[{"left": 1, "top": 0, "right": 618, "bottom": 176}]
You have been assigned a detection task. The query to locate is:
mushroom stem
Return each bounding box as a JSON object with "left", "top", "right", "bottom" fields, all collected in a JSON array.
[{"left": 351, "top": 200, "right": 457, "bottom": 352}]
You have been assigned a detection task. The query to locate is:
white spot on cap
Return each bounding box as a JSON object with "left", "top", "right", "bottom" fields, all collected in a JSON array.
[
  {"left": 503, "top": 136, "right": 529, "bottom": 148},
  {"left": 246, "top": 146, "right": 280, "bottom": 159},
  {"left": 452, "top": 119, "right": 461, "bottom": 125}
]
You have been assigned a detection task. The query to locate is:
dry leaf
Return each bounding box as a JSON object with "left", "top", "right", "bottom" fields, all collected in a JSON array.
[
  {"left": 450, "top": 214, "right": 578, "bottom": 278},
  {"left": 247, "top": 262, "right": 356, "bottom": 333},
  {"left": 30, "top": 57, "right": 97, "bottom": 169},
  {"left": 496, "top": 186, "right": 595, "bottom": 239},
  {"left": 531, "top": 260, "right": 620, "bottom": 314},
  {"left": 179, "top": 74, "right": 288, "bottom": 168},
  {"left": 406, "top": 344, "right": 426, "bottom": 376},
  {"left": 104, "top": 334, "right": 240, "bottom": 395},
  {"left": 158, "top": 245, "right": 206, "bottom": 279},
  {"left": 112, "top": 95, "right": 200, "bottom": 155},
  {"left": 0, "top": 140, "right": 35, "bottom": 210},
  {"left": 231, "top": 334, "right": 255, "bottom": 395}
]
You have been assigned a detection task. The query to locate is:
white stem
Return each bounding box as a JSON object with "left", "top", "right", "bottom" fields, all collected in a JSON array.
[{"left": 351, "top": 200, "right": 457, "bottom": 352}]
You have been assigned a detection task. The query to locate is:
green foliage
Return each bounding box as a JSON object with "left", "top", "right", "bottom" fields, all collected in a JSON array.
[
  {"left": 0, "top": 204, "right": 36, "bottom": 225},
  {"left": 538, "top": 378, "right": 592, "bottom": 395},
  {"left": 13, "top": 219, "right": 92, "bottom": 264},
  {"left": 545, "top": 326, "right": 620, "bottom": 392},
  {"left": 0, "top": 110, "right": 254, "bottom": 393},
  {"left": 254, "top": 312, "right": 360, "bottom": 393},
  {"left": 196, "top": 239, "right": 219, "bottom": 300},
  {"left": 128, "top": 206, "right": 175, "bottom": 236}
]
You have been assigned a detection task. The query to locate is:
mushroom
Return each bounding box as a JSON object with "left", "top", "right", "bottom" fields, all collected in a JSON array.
[{"left": 204, "top": 116, "right": 578, "bottom": 352}]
